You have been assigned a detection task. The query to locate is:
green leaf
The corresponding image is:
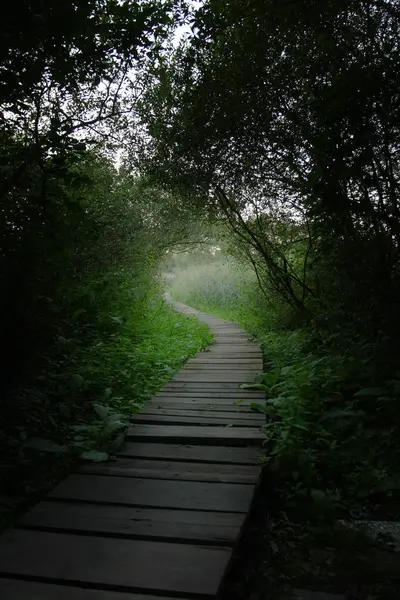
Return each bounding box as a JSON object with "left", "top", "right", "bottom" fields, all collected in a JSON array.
[
  {"left": 79, "top": 450, "right": 109, "bottom": 462},
  {"left": 71, "top": 373, "right": 84, "bottom": 388},
  {"left": 250, "top": 402, "right": 268, "bottom": 414},
  {"left": 101, "top": 420, "right": 126, "bottom": 438},
  {"left": 24, "top": 438, "right": 67, "bottom": 454},
  {"left": 106, "top": 432, "right": 126, "bottom": 454},
  {"left": 322, "top": 409, "right": 364, "bottom": 420},
  {"left": 93, "top": 403, "right": 109, "bottom": 419},
  {"left": 354, "top": 387, "right": 386, "bottom": 397},
  {"left": 110, "top": 315, "right": 124, "bottom": 325},
  {"left": 311, "top": 489, "right": 326, "bottom": 501},
  {"left": 280, "top": 366, "right": 292, "bottom": 375},
  {"left": 239, "top": 383, "right": 267, "bottom": 391},
  {"left": 71, "top": 308, "right": 87, "bottom": 323},
  {"left": 102, "top": 388, "right": 112, "bottom": 400}
]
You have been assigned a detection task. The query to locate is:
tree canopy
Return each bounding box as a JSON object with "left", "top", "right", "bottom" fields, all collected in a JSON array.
[{"left": 138, "top": 0, "right": 400, "bottom": 333}]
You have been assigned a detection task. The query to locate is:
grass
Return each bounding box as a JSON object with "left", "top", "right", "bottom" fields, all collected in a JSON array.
[
  {"left": 168, "top": 258, "right": 268, "bottom": 332},
  {"left": 0, "top": 288, "right": 213, "bottom": 533}
]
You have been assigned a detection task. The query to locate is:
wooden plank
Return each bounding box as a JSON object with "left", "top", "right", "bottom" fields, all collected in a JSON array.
[
  {"left": 139, "top": 408, "right": 264, "bottom": 420},
  {"left": 151, "top": 393, "right": 265, "bottom": 404},
  {"left": 133, "top": 413, "right": 263, "bottom": 427},
  {"left": 208, "top": 347, "right": 257, "bottom": 352},
  {"left": 78, "top": 458, "right": 260, "bottom": 484},
  {"left": 153, "top": 389, "right": 266, "bottom": 406},
  {"left": 205, "top": 330, "right": 245, "bottom": 334},
  {"left": 149, "top": 398, "right": 256, "bottom": 406},
  {"left": 118, "top": 442, "right": 262, "bottom": 464},
  {"left": 0, "top": 579, "right": 188, "bottom": 600},
  {"left": 50, "top": 474, "right": 256, "bottom": 513},
  {"left": 171, "top": 374, "right": 257, "bottom": 383},
  {"left": 148, "top": 401, "right": 262, "bottom": 412},
  {"left": 203, "top": 356, "right": 262, "bottom": 361},
  {"left": 0, "top": 530, "right": 231, "bottom": 597},
  {"left": 205, "top": 350, "right": 262, "bottom": 355},
  {"left": 185, "top": 361, "right": 262, "bottom": 368},
  {"left": 188, "top": 358, "right": 263, "bottom": 364},
  {"left": 209, "top": 343, "right": 259, "bottom": 348},
  {"left": 182, "top": 365, "right": 260, "bottom": 371},
  {"left": 153, "top": 391, "right": 265, "bottom": 398},
  {"left": 148, "top": 400, "right": 262, "bottom": 408},
  {"left": 148, "top": 400, "right": 263, "bottom": 408},
  {"left": 19, "top": 501, "right": 243, "bottom": 545},
  {"left": 163, "top": 382, "right": 252, "bottom": 389},
  {"left": 185, "top": 354, "right": 263, "bottom": 370},
  {"left": 209, "top": 338, "right": 253, "bottom": 343},
  {"left": 127, "top": 425, "right": 263, "bottom": 446}
]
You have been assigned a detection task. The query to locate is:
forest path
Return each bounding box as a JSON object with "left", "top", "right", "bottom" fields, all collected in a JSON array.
[{"left": 0, "top": 301, "right": 265, "bottom": 600}]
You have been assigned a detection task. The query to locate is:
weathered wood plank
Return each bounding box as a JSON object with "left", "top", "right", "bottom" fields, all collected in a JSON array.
[
  {"left": 49, "top": 474, "right": 256, "bottom": 513},
  {"left": 207, "top": 341, "right": 260, "bottom": 346},
  {"left": 172, "top": 372, "right": 257, "bottom": 383},
  {"left": 118, "top": 442, "right": 262, "bottom": 464},
  {"left": 148, "top": 401, "right": 263, "bottom": 409},
  {"left": 153, "top": 391, "right": 265, "bottom": 399},
  {"left": 127, "top": 424, "right": 263, "bottom": 446},
  {"left": 150, "top": 394, "right": 257, "bottom": 402},
  {"left": 163, "top": 382, "right": 252, "bottom": 389},
  {"left": 0, "top": 579, "right": 189, "bottom": 600},
  {"left": 188, "top": 358, "right": 263, "bottom": 363},
  {"left": 78, "top": 458, "right": 260, "bottom": 484},
  {"left": 206, "top": 352, "right": 262, "bottom": 358},
  {"left": 184, "top": 363, "right": 261, "bottom": 370},
  {"left": 0, "top": 530, "right": 231, "bottom": 597},
  {"left": 133, "top": 413, "right": 263, "bottom": 427},
  {"left": 148, "top": 401, "right": 262, "bottom": 412},
  {"left": 208, "top": 348, "right": 258, "bottom": 352},
  {"left": 139, "top": 408, "right": 264, "bottom": 420},
  {"left": 19, "top": 501, "right": 244, "bottom": 544},
  {"left": 209, "top": 338, "right": 253, "bottom": 344}
]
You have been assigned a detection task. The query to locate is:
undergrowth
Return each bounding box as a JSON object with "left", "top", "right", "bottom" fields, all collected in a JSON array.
[
  {"left": 0, "top": 285, "right": 212, "bottom": 532},
  {"left": 170, "top": 253, "right": 400, "bottom": 598}
]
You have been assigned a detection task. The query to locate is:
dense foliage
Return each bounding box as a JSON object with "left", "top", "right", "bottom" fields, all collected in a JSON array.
[
  {"left": 142, "top": 0, "right": 400, "bottom": 500},
  {"left": 0, "top": 0, "right": 213, "bottom": 530},
  {"left": 153, "top": 5, "right": 400, "bottom": 580},
  {"left": 140, "top": 0, "right": 400, "bottom": 336},
  {"left": 3, "top": 0, "right": 400, "bottom": 595},
  {"left": 170, "top": 249, "right": 400, "bottom": 597}
]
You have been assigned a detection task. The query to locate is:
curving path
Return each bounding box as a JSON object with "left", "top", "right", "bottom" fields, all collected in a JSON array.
[{"left": 0, "top": 302, "right": 265, "bottom": 600}]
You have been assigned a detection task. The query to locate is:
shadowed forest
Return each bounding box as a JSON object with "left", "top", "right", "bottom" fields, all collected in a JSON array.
[{"left": 2, "top": 0, "right": 400, "bottom": 597}]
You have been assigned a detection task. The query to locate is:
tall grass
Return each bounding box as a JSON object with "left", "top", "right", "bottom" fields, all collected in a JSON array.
[{"left": 169, "top": 257, "right": 269, "bottom": 332}]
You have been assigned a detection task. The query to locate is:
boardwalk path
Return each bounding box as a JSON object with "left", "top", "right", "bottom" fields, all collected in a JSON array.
[{"left": 0, "top": 302, "right": 265, "bottom": 600}]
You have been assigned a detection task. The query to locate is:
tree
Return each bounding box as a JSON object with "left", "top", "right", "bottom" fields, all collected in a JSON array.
[
  {"left": 0, "top": 0, "right": 177, "bottom": 387},
  {"left": 137, "top": 0, "right": 400, "bottom": 335}
]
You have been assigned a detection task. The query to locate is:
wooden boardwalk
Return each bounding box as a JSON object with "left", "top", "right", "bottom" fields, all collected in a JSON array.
[{"left": 0, "top": 302, "right": 265, "bottom": 600}]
